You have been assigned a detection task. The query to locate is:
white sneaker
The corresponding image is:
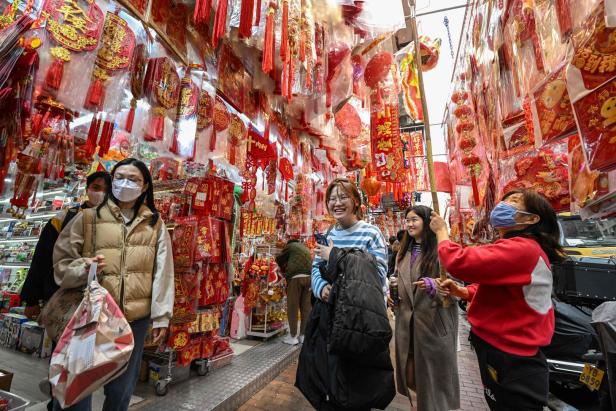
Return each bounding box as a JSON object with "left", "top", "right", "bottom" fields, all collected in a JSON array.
[
  {"left": 282, "top": 335, "right": 299, "bottom": 345},
  {"left": 298, "top": 335, "right": 305, "bottom": 344}
]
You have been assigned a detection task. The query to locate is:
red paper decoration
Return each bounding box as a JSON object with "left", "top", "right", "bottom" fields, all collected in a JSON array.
[
  {"left": 43, "top": 0, "right": 104, "bottom": 91},
  {"left": 334, "top": 102, "right": 362, "bottom": 138},
  {"left": 364, "top": 51, "right": 394, "bottom": 89},
  {"left": 143, "top": 57, "right": 180, "bottom": 141},
  {"left": 84, "top": 12, "right": 136, "bottom": 113}
]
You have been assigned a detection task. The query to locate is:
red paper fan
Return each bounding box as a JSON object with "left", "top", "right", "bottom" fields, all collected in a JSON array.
[
  {"left": 364, "top": 51, "right": 394, "bottom": 89},
  {"left": 335, "top": 103, "right": 362, "bottom": 138}
]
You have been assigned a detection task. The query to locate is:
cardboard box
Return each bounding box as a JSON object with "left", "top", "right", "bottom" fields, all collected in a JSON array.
[
  {"left": 1, "top": 314, "right": 27, "bottom": 349},
  {"left": 0, "top": 369, "right": 13, "bottom": 391},
  {"left": 18, "top": 321, "right": 45, "bottom": 356}
]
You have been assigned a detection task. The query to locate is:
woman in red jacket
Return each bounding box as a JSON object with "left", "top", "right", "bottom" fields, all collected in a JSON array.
[{"left": 432, "top": 189, "right": 566, "bottom": 411}]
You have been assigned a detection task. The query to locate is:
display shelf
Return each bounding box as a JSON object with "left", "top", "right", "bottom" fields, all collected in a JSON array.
[
  {"left": 0, "top": 237, "right": 39, "bottom": 244},
  {"left": 0, "top": 262, "right": 30, "bottom": 269}
]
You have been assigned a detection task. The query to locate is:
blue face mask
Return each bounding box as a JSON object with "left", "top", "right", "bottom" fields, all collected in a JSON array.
[{"left": 489, "top": 202, "right": 534, "bottom": 228}]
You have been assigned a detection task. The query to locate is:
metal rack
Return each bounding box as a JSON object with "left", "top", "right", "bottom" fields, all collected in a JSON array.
[{"left": 246, "top": 244, "right": 286, "bottom": 339}]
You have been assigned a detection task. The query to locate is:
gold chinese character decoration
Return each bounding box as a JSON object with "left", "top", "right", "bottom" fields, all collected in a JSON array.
[{"left": 43, "top": 0, "right": 104, "bottom": 92}]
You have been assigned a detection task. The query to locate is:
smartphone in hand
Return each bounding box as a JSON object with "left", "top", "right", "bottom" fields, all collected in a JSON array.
[{"left": 314, "top": 233, "right": 328, "bottom": 246}]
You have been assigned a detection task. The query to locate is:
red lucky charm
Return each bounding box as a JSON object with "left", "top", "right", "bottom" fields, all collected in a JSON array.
[
  {"left": 42, "top": 0, "right": 104, "bottom": 92},
  {"left": 210, "top": 97, "right": 230, "bottom": 152},
  {"left": 370, "top": 103, "right": 404, "bottom": 183},
  {"left": 451, "top": 90, "right": 468, "bottom": 105},
  {"left": 126, "top": 44, "right": 147, "bottom": 133},
  {"left": 453, "top": 104, "right": 472, "bottom": 118},
  {"left": 197, "top": 91, "right": 214, "bottom": 131},
  {"left": 419, "top": 36, "right": 441, "bottom": 71},
  {"left": 569, "top": 4, "right": 616, "bottom": 91},
  {"left": 461, "top": 154, "right": 482, "bottom": 206},
  {"left": 262, "top": 1, "right": 277, "bottom": 74},
  {"left": 170, "top": 72, "right": 199, "bottom": 157},
  {"left": 364, "top": 51, "right": 394, "bottom": 89},
  {"left": 572, "top": 77, "right": 616, "bottom": 172},
  {"left": 278, "top": 157, "right": 294, "bottom": 201},
  {"left": 530, "top": 64, "right": 575, "bottom": 144},
  {"left": 84, "top": 12, "right": 135, "bottom": 112},
  {"left": 361, "top": 174, "right": 382, "bottom": 197},
  {"left": 9, "top": 153, "right": 42, "bottom": 218},
  {"left": 335, "top": 102, "right": 362, "bottom": 138},
  {"left": 228, "top": 114, "right": 246, "bottom": 165},
  {"left": 143, "top": 57, "right": 180, "bottom": 141}
]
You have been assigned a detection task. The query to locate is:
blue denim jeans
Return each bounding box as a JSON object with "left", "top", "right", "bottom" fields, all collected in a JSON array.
[{"left": 53, "top": 317, "right": 150, "bottom": 411}]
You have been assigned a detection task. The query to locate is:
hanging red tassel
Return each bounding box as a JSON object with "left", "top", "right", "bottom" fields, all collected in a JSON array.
[
  {"left": 262, "top": 2, "right": 276, "bottom": 73},
  {"left": 85, "top": 76, "right": 106, "bottom": 111},
  {"left": 471, "top": 174, "right": 480, "bottom": 206},
  {"left": 285, "top": 181, "right": 288, "bottom": 202},
  {"left": 229, "top": 144, "right": 237, "bottom": 165},
  {"left": 125, "top": 98, "right": 136, "bottom": 132},
  {"left": 98, "top": 118, "right": 114, "bottom": 157},
  {"left": 212, "top": 0, "right": 229, "bottom": 47},
  {"left": 144, "top": 107, "right": 166, "bottom": 141},
  {"left": 280, "top": 0, "right": 289, "bottom": 61},
  {"left": 85, "top": 115, "right": 100, "bottom": 158},
  {"left": 170, "top": 129, "right": 180, "bottom": 154},
  {"left": 239, "top": 0, "right": 255, "bottom": 38},
  {"left": 255, "top": 0, "right": 262, "bottom": 25},
  {"left": 194, "top": 0, "right": 212, "bottom": 26},
  {"left": 305, "top": 59, "right": 312, "bottom": 90},
  {"left": 263, "top": 114, "right": 270, "bottom": 140},
  {"left": 209, "top": 129, "right": 217, "bottom": 152},
  {"left": 45, "top": 58, "right": 65, "bottom": 91},
  {"left": 287, "top": 58, "right": 294, "bottom": 102}
]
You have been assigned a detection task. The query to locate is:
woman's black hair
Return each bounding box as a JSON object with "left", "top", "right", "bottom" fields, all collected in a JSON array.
[
  {"left": 397, "top": 205, "right": 438, "bottom": 277},
  {"left": 97, "top": 158, "right": 159, "bottom": 226},
  {"left": 86, "top": 171, "right": 111, "bottom": 188},
  {"left": 501, "top": 189, "right": 566, "bottom": 263}
]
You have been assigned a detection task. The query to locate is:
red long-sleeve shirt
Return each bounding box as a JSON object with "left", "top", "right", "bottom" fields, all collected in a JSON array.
[{"left": 438, "top": 237, "right": 555, "bottom": 356}]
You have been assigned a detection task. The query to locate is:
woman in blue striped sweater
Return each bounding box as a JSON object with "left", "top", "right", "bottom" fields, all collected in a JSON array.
[{"left": 313, "top": 178, "right": 388, "bottom": 302}]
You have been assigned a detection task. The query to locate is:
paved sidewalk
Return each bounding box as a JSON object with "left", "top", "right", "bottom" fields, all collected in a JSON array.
[{"left": 238, "top": 312, "right": 488, "bottom": 411}]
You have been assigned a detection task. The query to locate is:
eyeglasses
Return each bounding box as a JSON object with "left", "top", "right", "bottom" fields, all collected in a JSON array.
[
  {"left": 114, "top": 174, "right": 143, "bottom": 184},
  {"left": 328, "top": 195, "right": 351, "bottom": 204}
]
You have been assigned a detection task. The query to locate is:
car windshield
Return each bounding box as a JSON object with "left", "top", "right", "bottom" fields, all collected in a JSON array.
[{"left": 560, "top": 217, "right": 616, "bottom": 247}]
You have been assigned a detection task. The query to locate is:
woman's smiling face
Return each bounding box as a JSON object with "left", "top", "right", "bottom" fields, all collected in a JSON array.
[
  {"left": 406, "top": 210, "right": 424, "bottom": 240},
  {"left": 328, "top": 186, "right": 356, "bottom": 223}
]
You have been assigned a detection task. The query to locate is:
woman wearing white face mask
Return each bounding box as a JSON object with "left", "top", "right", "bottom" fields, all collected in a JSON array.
[{"left": 53, "top": 158, "right": 174, "bottom": 411}]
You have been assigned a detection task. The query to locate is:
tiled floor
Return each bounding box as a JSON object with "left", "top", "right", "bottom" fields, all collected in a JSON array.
[
  {"left": 132, "top": 339, "right": 300, "bottom": 411},
  {"left": 2, "top": 314, "right": 486, "bottom": 411},
  {"left": 238, "top": 313, "right": 489, "bottom": 411}
]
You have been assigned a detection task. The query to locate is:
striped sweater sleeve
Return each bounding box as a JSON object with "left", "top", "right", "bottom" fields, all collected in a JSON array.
[
  {"left": 366, "top": 225, "right": 388, "bottom": 294},
  {"left": 311, "top": 253, "right": 327, "bottom": 299}
]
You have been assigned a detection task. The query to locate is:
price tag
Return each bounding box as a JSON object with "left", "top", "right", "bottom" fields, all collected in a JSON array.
[{"left": 579, "top": 363, "right": 604, "bottom": 391}]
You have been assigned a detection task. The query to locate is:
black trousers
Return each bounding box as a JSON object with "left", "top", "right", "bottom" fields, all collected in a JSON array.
[{"left": 470, "top": 332, "right": 549, "bottom": 411}]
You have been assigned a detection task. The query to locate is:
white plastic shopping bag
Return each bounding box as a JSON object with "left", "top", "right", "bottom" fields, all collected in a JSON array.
[{"left": 49, "top": 263, "right": 134, "bottom": 408}]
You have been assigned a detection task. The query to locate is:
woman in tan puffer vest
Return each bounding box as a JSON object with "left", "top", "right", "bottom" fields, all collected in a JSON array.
[{"left": 53, "top": 158, "right": 174, "bottom": 411}]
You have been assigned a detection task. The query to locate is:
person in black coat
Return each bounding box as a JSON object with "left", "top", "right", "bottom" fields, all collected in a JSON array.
[{"left": 20, "top": 171, "right": 110, "bottom": 320}]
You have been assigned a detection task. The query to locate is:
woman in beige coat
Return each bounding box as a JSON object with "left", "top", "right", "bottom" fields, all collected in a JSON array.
[
  {"left": 391, "top": 205, "right": 459, "bottom": 411},
  {"left": 53, "top": 158, "right": 174, "bottom": 411}
]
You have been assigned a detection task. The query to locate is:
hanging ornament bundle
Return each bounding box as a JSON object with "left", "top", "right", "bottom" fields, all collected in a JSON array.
[
  {"left": 143, "top": 57, "right": 180, "bottom": 142},
  {"left": 84, "top": 12, "right": 135, "bottom": 112},
  {"left": 42, "top": 0, "right": 104, "bottom": 93}
]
